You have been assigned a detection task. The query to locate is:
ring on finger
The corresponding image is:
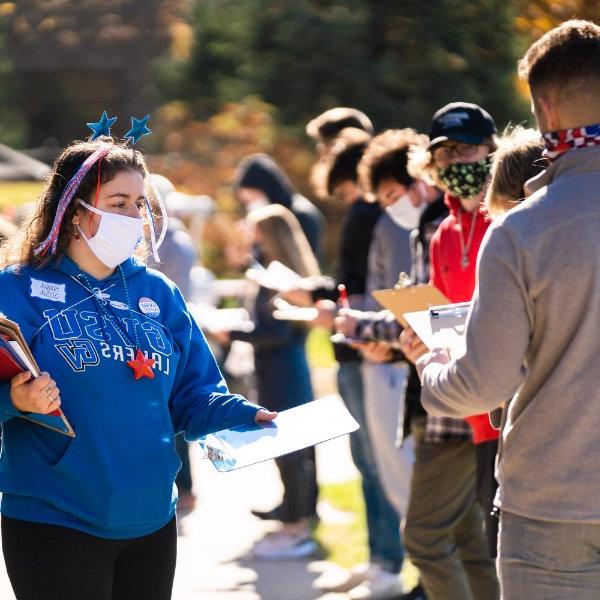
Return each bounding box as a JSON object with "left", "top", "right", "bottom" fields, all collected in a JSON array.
[{"left": 47, "top": 391, "right": 55, "bottom": 403}]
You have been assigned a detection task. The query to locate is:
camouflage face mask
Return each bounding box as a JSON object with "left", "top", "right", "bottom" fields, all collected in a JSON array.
[{"left": 437, "top": 157, "right": 491, "bottom": 199}]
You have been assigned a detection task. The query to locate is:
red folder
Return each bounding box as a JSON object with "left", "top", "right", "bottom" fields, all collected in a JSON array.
[
  {"left": 0, "top": 317, "right": 74, "bottom": 436},
  {"left": 0, "top": 346, "right": 24, "bottom": 380}
]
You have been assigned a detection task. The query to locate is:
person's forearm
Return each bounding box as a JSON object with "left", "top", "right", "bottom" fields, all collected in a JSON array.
[
  {"left": 420, "top": 361, "right": 499, "bottom": 417},
  {"left": 420, "top": 224, "right": 531, "bottom": 419}
]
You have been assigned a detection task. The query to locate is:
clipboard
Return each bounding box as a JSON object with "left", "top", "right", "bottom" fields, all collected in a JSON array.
[
  {"left": 246, "top": 261, "right": 333, "bottom": 294},
  {"left": 371, "top": 284, "right": 450, "bottom": 327},
  {"left": 272, "top": 307, "right": 319, "bottom": 321},
  {"left": 403, "top": 302, "right": 470, "bottom": 358},
  {"left": 0, "top": 315, "right": 75, "bottom": 437},
  {"left": 199, "top": 396, "right": 359, "bottom": 472},
  {"left": 188, "top": 305, "right": 254, "bottom": 333}
]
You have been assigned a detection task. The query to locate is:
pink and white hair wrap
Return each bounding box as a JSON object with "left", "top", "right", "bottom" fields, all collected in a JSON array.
[{"left": 34, "top": 144, "right": 112, "bottom": 256}]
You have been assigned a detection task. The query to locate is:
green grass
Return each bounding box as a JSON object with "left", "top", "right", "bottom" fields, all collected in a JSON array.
[
  {"left": 0, "top": 181, "right": 43, "bottom": 209},
  {"left": 314, "top": 479, "right": 369, "bottom": 568},
  {"left": 314, "top": 479, "right": 420, "bottom": 587}
]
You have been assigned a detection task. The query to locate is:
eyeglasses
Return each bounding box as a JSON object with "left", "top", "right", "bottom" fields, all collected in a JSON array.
[{"left": 432, "top": 143, "right": 481, "bottom": 165}]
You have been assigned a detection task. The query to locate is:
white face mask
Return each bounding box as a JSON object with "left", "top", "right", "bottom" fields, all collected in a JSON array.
[
  {"left": 385, "top": 193, "right": 425, "bottom": 230},
  {"left": 77, "top": 199, "right": 144, "bottom": 268}
]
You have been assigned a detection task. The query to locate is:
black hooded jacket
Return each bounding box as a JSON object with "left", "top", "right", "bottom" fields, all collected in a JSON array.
[{"left": 234, "top": 154, "right": 325, "bottom": 261}]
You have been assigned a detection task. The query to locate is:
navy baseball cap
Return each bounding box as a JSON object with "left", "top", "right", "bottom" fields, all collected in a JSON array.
[{"left": 428, "top": 102, "right": 496, "bottom": 150}]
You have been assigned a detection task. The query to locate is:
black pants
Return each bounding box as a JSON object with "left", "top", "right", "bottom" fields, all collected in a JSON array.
[
  {"left": 2, "top": 516, "right": 177, "bottom": 600},
  {"left": 475, "top": 438, "right": 500, "bottom": 558},
  {"left": 175, "top": 432, "right": 193, "bottom": 493},
  {"left": 274, "top": 446, "right": 317, "bottom": 523}
]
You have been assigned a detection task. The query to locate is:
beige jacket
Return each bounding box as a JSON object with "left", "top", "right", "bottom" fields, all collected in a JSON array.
[{"left": 421, "top": 145, "right": 600, "bottom": 522}]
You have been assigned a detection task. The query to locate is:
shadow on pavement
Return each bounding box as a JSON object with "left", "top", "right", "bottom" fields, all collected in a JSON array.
[{"left": 234, "top": 552, "right": 326, "bottom": 600}]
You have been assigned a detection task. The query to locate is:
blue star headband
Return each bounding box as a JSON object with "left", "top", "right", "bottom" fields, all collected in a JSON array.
[
  {"left": 36, "top": 112, "right": 167, "bottom": 262},
  {"left": 86, "top": 111, "right": 152, "bottom": 144}
]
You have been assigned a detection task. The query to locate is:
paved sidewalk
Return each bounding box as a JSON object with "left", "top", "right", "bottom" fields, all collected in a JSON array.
[{"left": 0, "top": 398, "right": 359, "bottom": 600}]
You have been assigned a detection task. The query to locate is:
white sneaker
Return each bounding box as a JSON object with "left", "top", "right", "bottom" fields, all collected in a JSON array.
[
  {"left": 252, "top": 531, "right": 318, "bottom": 560},
  {"left": 348, "top": 565, "right": 405, "bottom": 600},
  {"left": 313, "top": 562, "right": 377, "bottom": 593}
]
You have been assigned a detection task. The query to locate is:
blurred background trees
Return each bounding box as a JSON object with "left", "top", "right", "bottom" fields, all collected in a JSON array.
[
  {"left": 1, "top": 0, "right": 563, "bottom": 152},
  {"left": 184, "top": 0, "right": 526, "bottom": 134},
  {"left": 0, "top": 0, "right": 597, "bottom": 269}
]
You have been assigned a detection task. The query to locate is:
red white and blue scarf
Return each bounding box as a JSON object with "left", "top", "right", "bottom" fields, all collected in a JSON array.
[{"left": 542, "top": 123, "right": 600, "bottom": 162}]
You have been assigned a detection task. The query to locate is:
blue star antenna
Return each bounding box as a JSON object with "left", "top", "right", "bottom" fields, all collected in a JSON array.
[
  {"left": 124, "top": 114, "right": 152, "bottom": 144},
  {"left": 86, "top": 111, "right": 117, "bottom": 141}
]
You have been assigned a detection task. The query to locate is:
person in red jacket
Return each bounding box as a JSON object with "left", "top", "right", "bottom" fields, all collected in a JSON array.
[
  {"left": 403, "top": 102, "right": 501, "bottom": 600},
  {"left": 428, "top": 200, "right": 498, "bottom": 446},
  {"left": 423, "top": 104, "right": 500, "bottom": 563}
]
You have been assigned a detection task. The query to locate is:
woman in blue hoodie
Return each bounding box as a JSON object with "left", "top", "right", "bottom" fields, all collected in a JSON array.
[{"left": 0, "top": 137, "right": 275, "bottom": 600}]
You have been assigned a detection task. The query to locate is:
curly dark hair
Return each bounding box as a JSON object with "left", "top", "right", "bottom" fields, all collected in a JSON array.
[
  {"left": 358, "top": 129, "right": 429, "bottom": 198},
  {"left": 311, "top": 127, "right": 372, "bottom": 199},
  {"left": 1, "top": 137, "right": 149, "bottom": 269}
]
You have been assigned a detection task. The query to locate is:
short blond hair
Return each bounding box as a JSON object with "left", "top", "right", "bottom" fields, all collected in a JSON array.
[{"left": 485, "top": 126, "right": 545, "bottom": 218}]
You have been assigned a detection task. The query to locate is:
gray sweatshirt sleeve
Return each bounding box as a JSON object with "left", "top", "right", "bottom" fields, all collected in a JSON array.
[{"left": 420, "top": 222, "right": 533, "bottom": 417}]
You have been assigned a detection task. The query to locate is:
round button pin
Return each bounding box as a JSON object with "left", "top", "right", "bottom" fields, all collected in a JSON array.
[{"left": 139, "top": 297, "right": 160, "bottom": 317}]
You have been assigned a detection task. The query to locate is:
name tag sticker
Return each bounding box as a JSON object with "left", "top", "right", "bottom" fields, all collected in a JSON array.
[
  {"left": 30, "top": 278, "right": 66, "bottom": 303},
  {"left": 110, "top": 300, "right": 128, "bottom": 311}
]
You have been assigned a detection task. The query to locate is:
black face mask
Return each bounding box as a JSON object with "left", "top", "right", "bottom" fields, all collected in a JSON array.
[{"left": 437, "top": 157, "right": 492, "bottom": 199}]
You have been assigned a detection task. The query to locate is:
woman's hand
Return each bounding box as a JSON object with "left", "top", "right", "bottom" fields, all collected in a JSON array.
[
  {"left": 10, "top": 371, "right": 62, "bottom": 414},
  {"left": 399, "top": 327, "right": 429, "bottom": 364},
  {"left": 255, "top": 409, "right": 278, "bottom": 423}
]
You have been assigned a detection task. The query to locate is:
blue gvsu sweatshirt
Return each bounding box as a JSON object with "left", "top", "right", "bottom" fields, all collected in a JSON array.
[{"left": 0, "top": 257, "right": 261, "bottom": 539}]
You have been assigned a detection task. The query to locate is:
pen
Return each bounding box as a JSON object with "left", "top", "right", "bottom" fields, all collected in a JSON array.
[
  {"left": 338, "top": 284, "right": 350, "bottom": 309},
  {"left": 429, "top": 302, "right": 470, "bottom": 319}
]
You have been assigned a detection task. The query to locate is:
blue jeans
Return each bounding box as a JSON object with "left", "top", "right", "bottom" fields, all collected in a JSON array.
[
  {"left": 499, "top": 511, "right": 600, "bottom": 599},
  {"left": 361, "top": 362, "right": 414, "bottom": 516},
  {"left": 337, "top": 360, "right": 403, "bottom": 573}
]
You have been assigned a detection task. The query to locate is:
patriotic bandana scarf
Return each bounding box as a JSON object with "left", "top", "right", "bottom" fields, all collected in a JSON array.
[{"left": 542, "top": 123, "right": 600, "bottom": 162}]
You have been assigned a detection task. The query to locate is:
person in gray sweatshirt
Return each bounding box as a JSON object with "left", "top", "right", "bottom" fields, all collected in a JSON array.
[
  {"left": 356, "top": 128, "right": 430, "bottom": 517},
  {"left": 411, "top": 20, "right": 600, "bottom": 599}
]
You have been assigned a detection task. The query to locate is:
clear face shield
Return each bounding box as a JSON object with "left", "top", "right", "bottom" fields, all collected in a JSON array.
[{"left": 143, "top": 176, "right": 170, "bottom": 263}]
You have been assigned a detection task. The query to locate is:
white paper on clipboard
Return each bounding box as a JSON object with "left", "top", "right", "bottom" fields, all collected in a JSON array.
[
  {"left": 199, "top": 396, "right": 359, "bottom": 472},
  {"left": 403, "top": 301, "right": 471, "bottom": 358}
]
